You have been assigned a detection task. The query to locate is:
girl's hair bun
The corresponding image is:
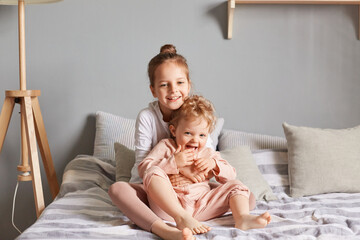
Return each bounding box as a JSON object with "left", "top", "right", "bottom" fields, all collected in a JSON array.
[{"left": 160, "top": 44, "right": 177, "bottom": 54}]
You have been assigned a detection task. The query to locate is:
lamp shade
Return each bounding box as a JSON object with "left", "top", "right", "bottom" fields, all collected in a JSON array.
[{"left": 0, "top": 0, "right": 61, "bottom": 4}]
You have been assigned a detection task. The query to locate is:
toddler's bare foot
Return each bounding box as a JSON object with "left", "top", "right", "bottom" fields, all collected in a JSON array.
[
  {"left": 235, "top": 212, "right": 271, "bottom": 230},
  {"left": 175, "top": 212, "right": 211, "bottom": 234},
  {"left": 182, "top": 228, "right": 195, "bottom": 240}
]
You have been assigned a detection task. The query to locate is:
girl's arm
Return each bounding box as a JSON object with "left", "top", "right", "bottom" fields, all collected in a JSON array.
[{"left": 130, "top": 112, "right": 154, "bottom": 183}]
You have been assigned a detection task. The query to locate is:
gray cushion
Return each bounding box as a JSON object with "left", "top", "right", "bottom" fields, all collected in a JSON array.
[
  {"left": 220, "top": 146, "right": 277, "bottom": 201},
  {"left": 283, "top": 122, "right": 360, "bottom": 197},
  {"left": 114, "top": 142, "right": 135, "bottom": 182}
]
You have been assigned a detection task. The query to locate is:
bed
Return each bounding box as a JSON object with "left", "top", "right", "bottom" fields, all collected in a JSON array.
[{"left": 17, "top": 111, "right": 360, "bottom": 239}]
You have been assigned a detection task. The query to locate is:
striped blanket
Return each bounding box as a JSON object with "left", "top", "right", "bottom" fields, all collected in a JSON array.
[{"left": 17, "top": 152, "right": 360, "bottom": 239}]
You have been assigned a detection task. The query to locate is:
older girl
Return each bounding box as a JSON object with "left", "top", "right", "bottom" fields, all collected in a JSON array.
[{"left": 109, "top": 45, "right": 212, "bottom": 240}]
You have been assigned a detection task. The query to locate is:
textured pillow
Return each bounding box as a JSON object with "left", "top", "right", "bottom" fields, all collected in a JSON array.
[
  {"left": 211, "top": 118, "right": 224, "bottom": 150},
  {"left": 220, "top": 146, "right": 277, "bottom": 201},
  {"left": 93, "top": 111, "right": 135, "bottom": 161},
  {"left": 114, "top": 142, "right": 135, "bottom": 182},
  {"left": 283, "top": 122, "right": 360, "bottom": 197},
  {"left": 253, "top": 150, "right": 289, "bottom": 194},
  {"left": 218, "top": 129, "right": 287, "bottom": 151}
]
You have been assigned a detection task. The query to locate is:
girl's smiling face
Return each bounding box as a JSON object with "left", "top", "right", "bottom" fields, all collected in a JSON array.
[{"left": 150, "top": 61, "right": 191, "bottom": 121}]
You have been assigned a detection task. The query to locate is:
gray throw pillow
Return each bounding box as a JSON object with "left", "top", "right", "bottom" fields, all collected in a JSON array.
[
  {"left": 114, "top": 142, "right": 135, "bottom": 182},
  {"left": 220, "top": 146, "right": 277, "bottom": 201},
  {"left": 283, "top": 122, "right": 360, "bottom": 197}
]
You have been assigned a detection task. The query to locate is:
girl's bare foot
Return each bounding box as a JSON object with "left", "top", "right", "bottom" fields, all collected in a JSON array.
[
  {"left": 235, "top": 212, "right": 271, "bottom": 230},
  {"left": 175, "top": 212, "right": 211, "bottom": 234}
]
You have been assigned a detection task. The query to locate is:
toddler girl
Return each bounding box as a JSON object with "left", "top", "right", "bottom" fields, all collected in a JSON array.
[{"left": 139, "top": 95, "right": 271, "bottom": 231}]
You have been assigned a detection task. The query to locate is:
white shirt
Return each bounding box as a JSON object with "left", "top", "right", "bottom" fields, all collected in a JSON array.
[{"left": 129, "top": 101, "right": 213, "bottom": 183}]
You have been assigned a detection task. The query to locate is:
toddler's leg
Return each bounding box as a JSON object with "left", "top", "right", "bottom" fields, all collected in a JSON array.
[
  {"left": 249, "top": 192, "right": 256, "bottom": 210},
  {"left": 144, "top": 166, "right": 211, "bottom": 235},
  {"left": 194, "top": 179, "right": 251, "bottom": 221},
  {"left": 193, "top": 179, "right": 269, "bottom": 230},
  {"left": 230, "top": 194, "right": 271, "bottom": 230},
  {"left": 211, "top": 182, "right": 256, "bottom": 210}
]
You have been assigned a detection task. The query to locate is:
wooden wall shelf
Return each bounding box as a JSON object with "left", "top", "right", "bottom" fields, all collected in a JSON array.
[{"left": 227, "top": 0, "right": 360, "bottom": 39}]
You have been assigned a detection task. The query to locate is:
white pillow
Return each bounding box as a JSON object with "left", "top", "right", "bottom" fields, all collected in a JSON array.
[
  {"left": 93, "top": 111, "right": 135, "bottom": 161},
  {"left": 218, "top": 129, "right": 287, "bottom": 151}
]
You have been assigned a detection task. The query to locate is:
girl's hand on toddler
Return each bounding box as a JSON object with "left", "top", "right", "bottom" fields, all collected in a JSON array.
[
  {"left": 174, "top": 145, "right": 195, "bottom": 168},
  {"left": 169, "top": 174, "right": 193, "bottom": 187}
]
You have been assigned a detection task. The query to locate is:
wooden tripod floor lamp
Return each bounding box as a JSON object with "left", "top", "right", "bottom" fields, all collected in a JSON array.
[{"left": 0, "top": 0, "right": 62, "bottom": 218}]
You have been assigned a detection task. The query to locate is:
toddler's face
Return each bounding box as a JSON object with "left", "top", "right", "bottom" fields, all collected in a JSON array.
[
  {"left": 151, "top": 62, "right": 190, "bottom": 117},
  {"left": 171, "top": 117, "right": 209, "bottom": 153}
]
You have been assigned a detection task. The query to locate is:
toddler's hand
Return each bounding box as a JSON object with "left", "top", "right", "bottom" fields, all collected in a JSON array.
[
  {"left": 179, "top": 166, "right": 208, "bottom": 183},
  {"left": 174, "top": 145, "right": 195, "bottom": 168},
  {"left": 194, "top": 157, "right": 216, "bottom": 174}
]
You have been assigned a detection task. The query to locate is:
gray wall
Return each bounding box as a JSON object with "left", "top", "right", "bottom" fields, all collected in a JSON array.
[{"left": 1, "top": 0, "right": 359, "bottom": 239}]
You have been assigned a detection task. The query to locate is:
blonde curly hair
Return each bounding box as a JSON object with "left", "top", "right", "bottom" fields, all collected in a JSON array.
[{"left": 169, "top": 95, "right": 217, "bottom": 133}]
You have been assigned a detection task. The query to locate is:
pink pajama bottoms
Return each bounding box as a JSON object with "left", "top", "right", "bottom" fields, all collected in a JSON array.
[{"left": 143, "top": 166, "right": 251, "bottom": 222}]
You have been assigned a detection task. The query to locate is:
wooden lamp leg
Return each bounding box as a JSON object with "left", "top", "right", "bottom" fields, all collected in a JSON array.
[
  {"left": 0, "top": 97, "right": 15, "bottom": 152},
  {"left": 21, "top": 96, "right": 45, "bottom": 217},
  {"left": 18, "top": 99, "right": 31, "bottom": 176},
  {"left": 32, "top": 97, "right": 59, "bottom": 199}
]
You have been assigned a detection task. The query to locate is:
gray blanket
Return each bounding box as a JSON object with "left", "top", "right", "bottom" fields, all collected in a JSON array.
[{"left": 17, "top": 155, "right": 360, "bottom": 239}]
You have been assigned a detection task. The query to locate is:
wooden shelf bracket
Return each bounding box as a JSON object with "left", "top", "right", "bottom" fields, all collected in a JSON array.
[{"left": 227, "top": 0, "right": 360, "bottom": 39}]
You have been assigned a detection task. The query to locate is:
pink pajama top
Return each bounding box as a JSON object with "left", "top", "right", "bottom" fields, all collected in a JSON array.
[{"left": 138, "top": 138, "right": 237, "bottom": 186}]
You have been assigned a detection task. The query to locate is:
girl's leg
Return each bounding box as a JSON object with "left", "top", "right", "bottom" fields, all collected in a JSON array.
[
  {"left": 230, "top": 194, "right": 271, "bottom": 230},
  {"left": 108, "top": 182, "right": 194, "bottom": 240},
  {"left": 108, "top": 182, "right": 158, "bottom": 231},
  {"left": 145, "top": 170, "right": 211, "bottom": 234}
]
